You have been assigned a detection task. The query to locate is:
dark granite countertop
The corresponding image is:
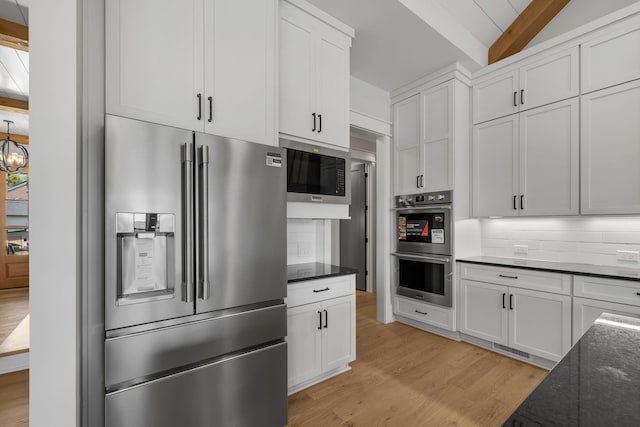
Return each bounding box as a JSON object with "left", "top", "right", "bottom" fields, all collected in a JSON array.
[
  {"left": 287, "top": 263, "right": 358, "bottom": 283},
  {"left": 504, "top": 313, "right": 640, "bottom": 426},
  {"left": 457, "top": 256, "right": 640, "bottom": 281}
]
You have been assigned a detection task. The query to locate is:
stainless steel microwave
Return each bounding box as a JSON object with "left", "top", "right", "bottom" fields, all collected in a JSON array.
[{"left": 280, "top": 139, "right": 351, "bottom": 204}]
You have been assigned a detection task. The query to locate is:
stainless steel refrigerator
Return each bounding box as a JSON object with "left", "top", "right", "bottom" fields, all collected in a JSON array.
[{"left": 104, "top": 114, "right": 287, "bottom": 427}]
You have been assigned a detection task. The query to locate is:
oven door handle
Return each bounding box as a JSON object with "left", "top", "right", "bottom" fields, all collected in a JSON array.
[
  {"left": 391, "top": 252, "right": 451, "bottom": 263},
  {"left": 394, "top": 205, "right": 452, "bottom": 212}
]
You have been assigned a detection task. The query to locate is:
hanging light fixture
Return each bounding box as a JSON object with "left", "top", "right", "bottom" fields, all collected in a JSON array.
[{"left": 0, "top": 120, "right": 29, "bottom": 173}]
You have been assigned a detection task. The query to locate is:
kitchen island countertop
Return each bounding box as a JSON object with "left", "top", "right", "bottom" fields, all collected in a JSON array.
[
  {"left": 287, "top": 263, "right": 358, "bottom": 283},
  {"left": 503, "top": 312, "right": 640, "bottom": 426}
]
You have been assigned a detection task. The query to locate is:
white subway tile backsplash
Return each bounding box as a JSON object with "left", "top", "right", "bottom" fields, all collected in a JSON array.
[{"left": 480, "top": 217, "right": 640, "bottom": 267}]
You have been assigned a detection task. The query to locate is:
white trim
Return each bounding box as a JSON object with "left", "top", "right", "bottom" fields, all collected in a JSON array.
[
  {"left": 0, "top": 352, "right": 29, "bottom": 374},
  {"left": 473, "top": 2, "right": 640, "bottom": 79},
  {"left": 283, "top": 0, "right": 355, "bottom": 39},
  {"left": 350, "top": 110, "right": 391, "bottom": 136},
  {"left": 376, "top": 134, "right": 394, "bottom": 324},
  {"left": 391, "top": 62, "right": 472, "bottom": 103}
]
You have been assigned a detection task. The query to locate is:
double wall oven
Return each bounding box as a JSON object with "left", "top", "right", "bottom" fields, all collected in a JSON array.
[{"left": 393, "top": 191, "right": 453, "bottom": 307}]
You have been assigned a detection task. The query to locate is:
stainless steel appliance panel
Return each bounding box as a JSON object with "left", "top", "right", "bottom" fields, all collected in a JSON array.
[
  {"left": 396, "top": 205, "right": 452, "bottom": 256},
  {"left": 196, "top": 134, "right": 286, "bottom": 313},
  {"left": 393, "top": 252, "right": 453, "bottom": 307},
  {"left": 105, "top": 115, "right": 195, "bottom": 330},
  {"left": 105, "top": 342, "right": 288, "bottom": 427},
  {"left": 105, "top": 303, "right": 286, "bottom": 389}
]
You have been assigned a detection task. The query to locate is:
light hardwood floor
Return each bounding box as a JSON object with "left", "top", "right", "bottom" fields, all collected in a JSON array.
[
  {"left": 0, "top": 288, "right": 29, "bottom": 357},
  {"left": 0, "top": 369, "right": 28, "bottom": 427},
  {"left": 287, "top": 291, "right": 547, "bottom": 426}
]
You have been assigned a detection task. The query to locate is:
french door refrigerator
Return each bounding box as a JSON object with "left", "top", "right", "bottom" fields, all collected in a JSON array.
[{"left": 104, "top": 114, "right": 287, "bottom": 427}]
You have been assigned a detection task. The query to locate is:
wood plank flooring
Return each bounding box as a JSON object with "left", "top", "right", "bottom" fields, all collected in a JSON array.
[
  {"left": 0, "top": 288, "right": 29, "bottom": 356},
  {"left": 0, "top": 369, "right": 28, "bottom": 427},
  {"left": 287, "top": 291, "right": 547, "bottom": 426}
]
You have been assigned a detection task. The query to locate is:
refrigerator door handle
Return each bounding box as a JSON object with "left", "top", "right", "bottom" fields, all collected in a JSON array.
[
  {"left": 198, "top": 145, "right": 210, "bottom": 301},
  {"left": 182, "top": 141, "right": 195, "bottom": 303}
]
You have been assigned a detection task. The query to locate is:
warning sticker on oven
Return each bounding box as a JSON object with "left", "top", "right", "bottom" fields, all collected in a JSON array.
[
  {"left": 432, "top": 229, "right": 444, "bottom": 244},
  {"left": 266, "top": 152, "right": 282, "bottom": 168}
]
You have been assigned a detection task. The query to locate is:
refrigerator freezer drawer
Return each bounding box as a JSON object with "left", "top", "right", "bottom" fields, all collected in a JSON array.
[
  {"left": 105, "top": 304, "right": 286, "bottom": 390},
  {"left": 106, "top": 342, "right": 288, "bottom": 427}
]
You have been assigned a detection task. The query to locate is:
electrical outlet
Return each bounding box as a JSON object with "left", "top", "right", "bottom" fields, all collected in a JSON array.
[
  {"left": 514, "top": 244, "right": 529, "bottom": 255},
  {"left": 297, "top": 243, "right": 312, "bottom": 257},
  {"left": 617, "top": 250, "right": 639, "bottom": 263}
]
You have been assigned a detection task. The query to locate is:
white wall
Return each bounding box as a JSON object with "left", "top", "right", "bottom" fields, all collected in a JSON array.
[
  {"left": 350, "top": 76, "right": 391, "bottom": 123},
  {"left": 528, "top": 0, "right": 639, "bottom": 47},
  {"left": 30, "top": 0, "right": 82, "bottom": 425},
  {"left": 482, "top": 217, "right": 640, "bottom": 266}
]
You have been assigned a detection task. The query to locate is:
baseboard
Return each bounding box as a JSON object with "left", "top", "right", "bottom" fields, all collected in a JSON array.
[
  {"left": 288, "top": 365, "right": 352, "bottom": 395},
  {"left": 0, "top": 351, "right": 29, "bottom": 374},
  {"left": 394, "top": 315, "right": 461, "bottom": 341},
  {"left": 460, "top": 333, "right": 555, "bottom": 370}
]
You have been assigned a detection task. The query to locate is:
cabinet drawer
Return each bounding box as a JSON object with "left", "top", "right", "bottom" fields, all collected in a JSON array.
[
  {"left": 394, "top": 296, "right": 454, "bottom": 331},
  {"left": 459, "top": 264, "right": 571, "bottom": 295},
  {"left": 574, "top": 275, "right": 640, "bottom": 307},
  {"left": 287, "top": 275, "right": 355, "bottom": 308}
]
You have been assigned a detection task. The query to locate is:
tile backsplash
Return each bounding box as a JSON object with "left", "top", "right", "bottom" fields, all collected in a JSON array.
[
  {"left": 481, "top": 216, "right": 640, "bottom": 266},
  {"left": 287, "top": 219, "right": 338, "bottom": 265}
]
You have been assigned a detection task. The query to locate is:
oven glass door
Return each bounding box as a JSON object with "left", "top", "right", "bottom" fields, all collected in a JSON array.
[
  {"left": 286, "top": 149, "right": 345, "bottom": 196},
  {"left": 395, "top": 254, "right": 452, "bottom": 307},
  {"left": 396, "top": 206, "right": 451, "bottom": 256}
]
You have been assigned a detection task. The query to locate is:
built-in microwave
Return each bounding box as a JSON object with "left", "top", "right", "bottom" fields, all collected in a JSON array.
[{"left": 280, "top": 139, "right": 351, "bottom": 204}]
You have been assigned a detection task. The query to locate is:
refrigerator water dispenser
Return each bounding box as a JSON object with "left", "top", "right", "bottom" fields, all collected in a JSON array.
[{"left": 116, "top": 212, "right": 175, "bottom": 304}]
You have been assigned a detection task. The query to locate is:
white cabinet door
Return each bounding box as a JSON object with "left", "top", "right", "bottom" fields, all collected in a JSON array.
[
  {"left": 472, "top": 115, "right": 519, "bottom": 217},
  {"left": 315, "top": 35, "right": 349, "bottom": 148},
  {"left": 581, "top": 80, "right": 640, "bottom": 214},
  {"left": 421, "top": 83, "right": 453, "bottom": 191},
  {"left": 581, "top": 22, "right": 640, "bottom": 94},
  {"left": 279, "top": 6, "right": 316, "bottom": 141},
  {"left": 204, "top": 0, "right": 276, "bottom": 145},
  {"left": 509, "top": 287, "right": 571, "bottom": 362},
  {"left": 322, "top": 295, "right": 355, "bottom": 372},
  {"left": 459, "top": 280, "right": 509, "bottom": 345},
  {"left": 394, "top": 95, "right": 421, "bottom": 195},
  {"left": 572, "top": 297, "right": 640, "bottom": 345},
  {"left": 286, "top": 302, "right": 323, "bottom": 388},
  {"left": 473, "top": 69, "right": 519, "bottom": 124},
  {"left": 519, "top": 98, "right": 579, "bottom": 216},
  {"left": 519, "top": 47, "right": 579, "bottom": 112},
  {"left": 106, "top": 0, "right": 204, "bottom": 131}
]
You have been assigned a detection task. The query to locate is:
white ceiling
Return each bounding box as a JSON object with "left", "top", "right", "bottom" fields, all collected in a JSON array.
[
  {"left": 306, "top": 0, "right": 533, "bottom": 92},
  {"left": 0, "top": 0, "right": 29, "bottom": 136}
]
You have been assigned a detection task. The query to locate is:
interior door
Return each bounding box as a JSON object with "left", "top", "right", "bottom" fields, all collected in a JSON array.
[
  {"left": 105, "top": 115, "right": 195, "bottom": 330},
  {"left": 196, "top": 134, "right": 286, "bottom": 314},
  {"left": 340, "top": 164, "right": 366, "bottom": 291}
]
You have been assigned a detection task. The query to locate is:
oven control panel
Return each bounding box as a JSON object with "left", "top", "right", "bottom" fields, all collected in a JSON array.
[{"left": 396, "top": 190, "right": 452, "bottom": 207}]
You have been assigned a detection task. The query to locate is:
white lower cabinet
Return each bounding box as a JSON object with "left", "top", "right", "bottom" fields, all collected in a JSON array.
[
  {"left": 460, "top": 272, "right": 571, "bottom": 362},
  {"left": 286, "top": 275, "right": 355, "bottom": 394},
  {"left": 573, "top": 297, "right": 640, "bottom": 345}
]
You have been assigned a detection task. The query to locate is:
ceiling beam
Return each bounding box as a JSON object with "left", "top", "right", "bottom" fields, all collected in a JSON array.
[
  {"left": 489, "top": 0, "right": 569, "bottom": 64},
  {"left": 0, "top": 18, "right": 28, "bottom": 52},
  {"left": 0, "top": 133, "right": 28, "bottom": 145},
  {"left": 0, "top": 96, "right": 28, "bottom": 114}
]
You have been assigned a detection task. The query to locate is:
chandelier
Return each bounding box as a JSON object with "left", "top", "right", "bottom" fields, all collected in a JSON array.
[{"left": 0, "top": 120, "right": 28, "bottom": 173}]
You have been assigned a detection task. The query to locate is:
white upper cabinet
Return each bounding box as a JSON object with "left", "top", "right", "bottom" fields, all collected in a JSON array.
[
  {"left": 581, "top": 79, "right": 640, "bottom": 214},
  {"left": 473, "top": 98, "right": 579, "bottom": 217},
  {"left": 203, "top": 0, "right": 276, "bottom": 144},
  {"left": 394, "top": 95, "right": 421, "bottom": 195},
  {"left": 473, "top": 46, "right": 579, "bottom": 124},
  {"left": 581, "top": 21, "right": 640, "bottom": 94},
  {"left": 473, "top": 115, "right": 519, "bottom": 217},
  {"left": 106, "top": 0, "right": 277, "bottom": 145},
  {"left": 106, "top": 0, "right": 204, "bottom": 132},
  {"left": 279, "top": 0, "right": 353, "bottom": 149},
  {"left": 394, "top": 80, "right": 466, "bottom": 195}
]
